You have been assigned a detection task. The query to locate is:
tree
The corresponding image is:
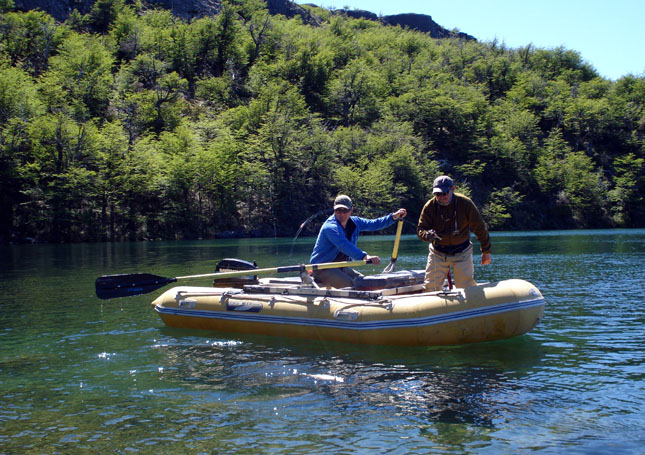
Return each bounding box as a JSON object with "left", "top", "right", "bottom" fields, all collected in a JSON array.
[
  {"left": 0, "top": 65, "right": 42, "bottom": 123},
  {"left": 390, "top": 83, "right": 488, "bottom": 163},
  {"left": 45, "top": 33, "right": 115, "bottom": 121},
  {"left": 528, "top": 46, "right": 597, "bottom": 82},
  {"left": 326, "top": 58, "right": 384, "bottom": 126},
  {"left": 487, "top": 100, "right": 540, "bottom": 189},
  {"left": 607, "top": 153, "right": 645, "bottom": 226},
  {"left": 243, "top": 82, "right": 314, "bottom": 233},
  {"left": 193, "top": 130, "right": 242, "bottom": 234},
  {"left": 87, "top": 0, "right": 126, "bottom": 34},
  {"left": 190, "top": 3, "right": 244, "bottom": 79},
  {"left": 0, "top": 6, "right": 644, "bottom": 242},
  {"left": 113, "top": 70, "right": 188, "bottom": 136},
  {"left": 19, "top": 114, "right": 102, "bottom": 241},
  {"left": 233, "top": 0, "right": 273, "bottom": 69},
  {"left": 0, "top": 10, "right": 64, "bottom": 76},
  {"left": 0, "top": 0, "right": 15, "bottom": 13},
  {"left": 110, "top": 5, "right": 141, "bottom": 62},
  {"left": 535, "top": 129, "right": 607, "bottom": 227},
  {"left": 481, "top": 187, "right": 524, "bottom": 230},
  {"left": 0, "top": 117, "right": 32, "bottom": 242}
]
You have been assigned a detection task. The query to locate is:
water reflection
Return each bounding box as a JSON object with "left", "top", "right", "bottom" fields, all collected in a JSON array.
[
  {"left": 1, "top": 230, "right": 644, "bottom": 453},
  {"left": 153, "top": 329, "right": 545, "bottom": 429}
]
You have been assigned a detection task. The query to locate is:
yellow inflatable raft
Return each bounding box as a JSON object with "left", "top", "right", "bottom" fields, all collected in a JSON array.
[{"left": 151, "top": 272, "right": 545, "bottom": 346}]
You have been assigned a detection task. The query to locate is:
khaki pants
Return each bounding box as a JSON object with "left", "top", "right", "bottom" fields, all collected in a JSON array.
[
  {"left": 425, "top": 243, "right": 477, "bottom": 291},
  {"left": 313, "top": 267, "right": 363, "bottom": 288}
]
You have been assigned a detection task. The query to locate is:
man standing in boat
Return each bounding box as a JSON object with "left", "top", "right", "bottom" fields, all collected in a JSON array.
[
  {"left": 417, "top": 176, "right": 491, "bottom": 291},
  {"left": 310, "top": 195, "right": 407, "bottom": 288}
]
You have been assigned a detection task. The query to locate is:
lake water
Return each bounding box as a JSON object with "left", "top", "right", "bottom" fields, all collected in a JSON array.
[{"left": 1, "top": 230, "right": 643, "bottom": 454}]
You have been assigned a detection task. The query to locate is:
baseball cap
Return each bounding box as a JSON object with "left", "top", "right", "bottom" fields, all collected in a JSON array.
[
  {"left": 333, "top": 195, "right": 353, "bottom": 210},
  {"left": 432, "top": 176, "right": 454, "bottom": 193}
]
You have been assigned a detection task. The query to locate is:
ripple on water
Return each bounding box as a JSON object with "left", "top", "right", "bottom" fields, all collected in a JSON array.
[{"left": 1, "top": 233, "right": 644, "bottom": 453}]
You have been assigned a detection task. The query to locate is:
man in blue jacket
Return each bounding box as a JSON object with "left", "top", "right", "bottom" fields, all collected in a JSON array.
[{"left": 310, "top": 195, "right": 407, "bottom": 288}]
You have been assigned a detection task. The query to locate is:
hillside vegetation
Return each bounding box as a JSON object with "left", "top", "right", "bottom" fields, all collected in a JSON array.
[{"left": 1, "top": 0, "right": 644, "bottom": 243}]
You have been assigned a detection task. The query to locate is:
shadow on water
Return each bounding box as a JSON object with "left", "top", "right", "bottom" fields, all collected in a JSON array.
[{"left": 155, "top": 327, "right": 545, "bottom": 427}]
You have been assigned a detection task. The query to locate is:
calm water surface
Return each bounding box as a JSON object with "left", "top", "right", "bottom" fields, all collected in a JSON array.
[{"left": 1, "top": 230, "right": 644, "bottom": 454}]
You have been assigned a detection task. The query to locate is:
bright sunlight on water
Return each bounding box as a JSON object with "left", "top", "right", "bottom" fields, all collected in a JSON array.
[{"left": 1, "top": 229, "right": 643, "bottom": 454}]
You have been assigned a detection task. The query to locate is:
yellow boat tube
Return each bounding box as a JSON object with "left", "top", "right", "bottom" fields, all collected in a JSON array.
[{"left": 151, "top": 277, "right": 545, "bottom": 346}]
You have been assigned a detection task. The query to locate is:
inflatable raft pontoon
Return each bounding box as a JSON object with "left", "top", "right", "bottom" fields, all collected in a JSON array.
[{"left": 151, "top": 269, "right": 545, "bottom": 346}]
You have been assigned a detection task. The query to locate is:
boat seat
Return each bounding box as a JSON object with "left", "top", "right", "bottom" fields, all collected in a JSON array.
[
  {"left": 264, "top": 270, "right": 425, "bottom": 292},
  {"left": 354, "top": 270, "right": 425, "bottom": 291}
]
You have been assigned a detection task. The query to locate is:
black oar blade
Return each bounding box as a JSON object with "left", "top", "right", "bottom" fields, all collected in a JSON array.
[{"left": 95, "top": 273, "right": 177, "bottom": 300}]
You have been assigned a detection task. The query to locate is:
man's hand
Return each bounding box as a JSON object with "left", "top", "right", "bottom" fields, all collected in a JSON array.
[
  {"left": 365, "top": 255, "right": 381, "bottom": 265},
  {"left": 481, "top": 252, "right": 491, "bottom": 265},
  {"left": 420, "top": 229, "right": 442, "bottom": 241},
  {"left": 392, "top": 208, "right": 407, "bottom": 220}
]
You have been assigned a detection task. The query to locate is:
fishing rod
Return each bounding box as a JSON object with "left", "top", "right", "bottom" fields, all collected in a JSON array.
[{"left": 289, "top": 209, "right": 332, "bottom": 257}]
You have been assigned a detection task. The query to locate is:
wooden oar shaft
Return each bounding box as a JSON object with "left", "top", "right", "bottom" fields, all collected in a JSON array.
[
  {"left": 95, "top": 259, "right": 371, "bottom": 300},
  {"left": 177, "top": 259, "right": 369, "bottom": 280}
]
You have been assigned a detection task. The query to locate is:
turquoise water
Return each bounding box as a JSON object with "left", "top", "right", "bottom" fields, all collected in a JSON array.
[{"left": 1, "top": 230, "right": 643, "bottom": 454}]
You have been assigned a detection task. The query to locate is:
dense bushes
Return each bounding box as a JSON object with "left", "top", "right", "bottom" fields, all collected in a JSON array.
[{"left": 1, "top": 0, "right": 643, "bottom": 242}]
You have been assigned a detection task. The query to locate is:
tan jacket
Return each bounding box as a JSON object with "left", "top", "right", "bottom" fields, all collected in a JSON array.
[{"left": 417, "top": 192, "right": 491, "bottom": 253}]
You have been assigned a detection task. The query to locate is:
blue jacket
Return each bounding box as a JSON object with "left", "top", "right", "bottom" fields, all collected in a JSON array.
[{"left": 310, "top": 213, "right": 396, "bottom": 263}]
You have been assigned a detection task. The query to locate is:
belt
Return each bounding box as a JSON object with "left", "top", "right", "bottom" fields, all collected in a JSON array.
[{"left": 433, "top": 240, "right": 471, "bottom": 255}]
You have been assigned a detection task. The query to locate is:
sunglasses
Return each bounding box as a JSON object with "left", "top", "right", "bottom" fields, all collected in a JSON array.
[
  {"left": 334, "top": 208, "right": 350, "bottom": 213},
  {"left": 435, "top": 192, "right": 449, "bottom": 196}
]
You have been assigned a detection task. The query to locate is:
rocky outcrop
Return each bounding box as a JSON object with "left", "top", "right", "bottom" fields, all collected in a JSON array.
[
  {"left": 290, "top": 4, "right": 475, "bottom": 40},
  {"left": 12, "top": 0, "right": 473, "bottom": 40},
  {"left": 383, "top": 13, "right": 474, "bottom": 40},
  {"left": 296, "top": 4, "right": 477, "bottom": 41},
  {"left": 13, "top": 0, "right": 95, "bottom": 21},
  {"left": 13, "top": 0, "right": 223, "bottom": 21},
  {"left": 266, "top": 0, "right": 321, "bottom": 25},
  {"left": 13, "top": 0, "right": 318, "bottom": 23},
  {"left": 340, "top": 7, "right": 379, "bottom": 21}
]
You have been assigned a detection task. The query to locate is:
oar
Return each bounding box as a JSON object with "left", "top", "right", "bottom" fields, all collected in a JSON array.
[
  {"left": 95, "top": 259, "right": 371, "bottom": 300},
  {"left": 383, "top": 219, "right": 404, "bottom": 273}
]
